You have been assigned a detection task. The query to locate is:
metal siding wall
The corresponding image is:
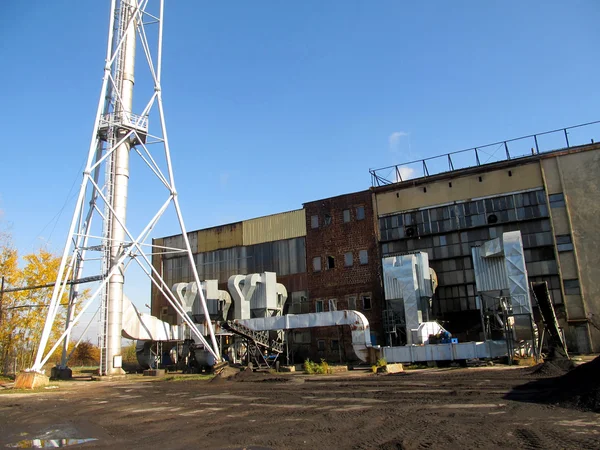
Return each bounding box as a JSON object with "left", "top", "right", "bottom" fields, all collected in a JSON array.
[
  {"left": 196, "top": 223, "right": 244, "bottom": 253},
  {"left": 243, "top": 209, "right": 307, "bottom": 246},
  {"left": 471, "top": 246, "right": 509, "bottom": 292}
]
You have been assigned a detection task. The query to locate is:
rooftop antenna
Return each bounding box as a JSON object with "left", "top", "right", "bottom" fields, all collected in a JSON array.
[{"left": 27, "top": 0, "right": 220, "bottom": 377}]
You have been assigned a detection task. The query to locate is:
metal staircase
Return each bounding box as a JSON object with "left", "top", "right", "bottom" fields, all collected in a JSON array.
[{"left": 223, "top": 321, "right": 283, "bottom": 369}]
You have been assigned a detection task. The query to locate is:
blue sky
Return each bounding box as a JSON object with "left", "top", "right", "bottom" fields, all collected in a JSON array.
[{"left": 1, "top": 1, "right": 599, "bottom": 333}]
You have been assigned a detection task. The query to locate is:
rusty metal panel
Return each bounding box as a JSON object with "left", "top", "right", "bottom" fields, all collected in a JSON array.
[
  {"left": 242, "top": 209, "right": 306, "bottom": 246},
  {"left": 196, "top": 222, "right": 244, "bottom": 253}
]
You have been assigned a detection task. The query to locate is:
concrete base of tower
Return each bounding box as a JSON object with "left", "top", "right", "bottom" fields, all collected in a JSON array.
[{"left": 14, "top": 371, "right": 50, "bottom": 389}]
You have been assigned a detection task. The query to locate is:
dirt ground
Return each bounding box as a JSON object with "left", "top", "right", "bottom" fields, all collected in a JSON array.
[{"left": 1, "top": 365, "right": 599, "bottom": 450}]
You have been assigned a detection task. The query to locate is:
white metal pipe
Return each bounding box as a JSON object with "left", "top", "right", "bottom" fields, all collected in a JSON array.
[{"left": 105, "top": 0, "right": 137, "bottom": 375}]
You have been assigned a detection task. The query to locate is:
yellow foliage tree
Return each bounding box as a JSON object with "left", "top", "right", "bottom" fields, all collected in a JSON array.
[{"left": 0, "top": 232, "right": 74, "bottom": 374}]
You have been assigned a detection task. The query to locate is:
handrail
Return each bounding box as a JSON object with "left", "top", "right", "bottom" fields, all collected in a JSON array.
[{"left": 370, "top": 120, "right": 600, "bottom": 186}]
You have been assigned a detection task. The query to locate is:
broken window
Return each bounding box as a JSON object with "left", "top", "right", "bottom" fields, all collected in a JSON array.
[
  {"left": 343, "top": 209, "right": 351, "bottom": 223},
  {"left": 327, "top": 255, "right": 335, "bottom": 269},
  {"left": 362, "top": 295, "right": 372, "bottom": 310},
  {"left": 329, "top": 299, "right": 337, "bottom": 311},
  {"left": 324, "top": 213, "right": 332, "bottom": 226},
  {"left": 344, "top": 252, "right": 353, "bottom": 267}
]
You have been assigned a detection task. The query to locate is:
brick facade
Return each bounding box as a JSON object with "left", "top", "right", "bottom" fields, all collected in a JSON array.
[{"left": 304, "top": 190, "right": 383, "bottom": 363}]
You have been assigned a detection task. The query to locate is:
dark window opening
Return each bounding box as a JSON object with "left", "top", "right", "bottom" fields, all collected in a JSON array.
[
  {"left": 448, "top": 182, "right": 452, "bottom": 188},
  {"left": 327, "top": 256, "right": 335, "bottom": 269},
  {"left": 423, "top": 187, "right": 427, "bottom": 193},
  {"left": 362, "top": 296, "right": 372, "bottom": 310},
  {"left": 324, "top": 213, "right": 332, "bottom": 226},
  {"left": 317, "top": 340, "right": 325, "bottom": 351},
  {"left": 478, "top": 176, "right": 483, "bottom": 182},
  {"left": 508, "top": 170, "right": 512, "bottom": 177}
]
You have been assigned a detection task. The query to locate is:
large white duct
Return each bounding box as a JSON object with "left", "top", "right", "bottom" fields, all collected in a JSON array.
[
  {"left": 121, "top": 295, "right": 181, "bottom": 341},
  {"left": 236, "top": 311, "right": 372, "bottom": 362}
]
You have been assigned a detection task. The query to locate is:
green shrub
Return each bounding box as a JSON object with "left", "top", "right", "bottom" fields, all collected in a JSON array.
[
  {"left": 303, "top": 358, "right": 331, "bottom": 374},
  {"left": 376, "top": 358, "right": 387, "bottom": 368}
]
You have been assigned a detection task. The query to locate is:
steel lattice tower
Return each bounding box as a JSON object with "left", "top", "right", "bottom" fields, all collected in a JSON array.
[{"left": 30, "top": 0, "right": 220, "bottom": 375}]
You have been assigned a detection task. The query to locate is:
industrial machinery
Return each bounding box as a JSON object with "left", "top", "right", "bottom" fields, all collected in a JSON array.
[
  {"left": 473, "top": 231, "right": 538, "bottom": 360},
  {"left": 382, "top": 251, "right": 438, "bottom": 346},
  {"left": 132, "top": 271, "right": 375, "bottom": 370}
]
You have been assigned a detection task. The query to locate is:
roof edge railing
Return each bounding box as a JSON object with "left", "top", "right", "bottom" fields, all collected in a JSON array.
[{"left": 370, "top": 120, "right": 600, "bottom": 187}]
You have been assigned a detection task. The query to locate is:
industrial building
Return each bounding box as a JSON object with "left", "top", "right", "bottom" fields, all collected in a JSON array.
[
  {"left": 151, "top": 133, "right": 600, "bottom": 360},
  {"left": 304, "top": 190, "right": 383, "bottom": 361},
  {"left": 372, "top": 141, "right": 600, "bottom": 354}
]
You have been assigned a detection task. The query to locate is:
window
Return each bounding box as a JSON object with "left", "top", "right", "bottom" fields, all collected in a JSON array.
[
  {"left": 362, "top": 295, "right": 372, "bottom": 310},
  {"left": 329, "top": 299, "right": 337, "bottom": 311},
  {"left": 324, "top": 213, "right": 332, "bottom": 226},
  {"left": 356, "top": 206, "right": 365, "bottom": 220},
  {"left": 316, "top": 300, "right": 324, "bottom": 313},
  {"left": 327, "top": 255, "right": 335, "bottom": 269},
  {"left": 348, "top": 296, "right": 357, "bottom": 310},
  {"left": 343, "top": 209, "right": 351, "bottom": 223},
  {"left": 344, "top": 252, "right": 353, "bottom": 267},
  {"left": 549, "top": 193, "right": 565, "bottom": 208},
  {"left": 311, "top": 215, "right": 319, "bottom": 229},
  {"left": 563, "top": 279, "right": 580, "bottom": 295},
  {"left": 331, "top": 339, "right": 339, "bottom": 351},
  {"left": 312, "top": 256, "right": 322, "bottom": 272},
  {"left": 317, "top": 340, "right": 325, "bottom": 351},
  {"left": 359, "top": 249, "right": 368, "bottom": 265},
  {"left": 294, "top": 330, "right": 311, "bottom": 343},
  {"left": 556, "top": 235, "right": 574, "bottom": 252}
]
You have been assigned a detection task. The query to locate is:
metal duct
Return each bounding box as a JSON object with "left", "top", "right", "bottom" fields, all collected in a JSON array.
[
  {"left": 236, "top": 311, "right": 372, "bottom": 362},
  {"left": 121, "top": 295, "right": 181, "bottom": 341}
]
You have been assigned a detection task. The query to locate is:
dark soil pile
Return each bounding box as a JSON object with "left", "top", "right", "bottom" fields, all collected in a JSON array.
[
  {"left": 228, "top": 368, "right": 290, "bottom": 383},
  {"left": 529, "top": 358, "right": 575, "bottom": 377},
  {"left": 507, "top": 356, "right": 600, "bottom": 412}
]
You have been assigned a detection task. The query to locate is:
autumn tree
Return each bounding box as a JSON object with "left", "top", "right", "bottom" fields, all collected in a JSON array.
[
  {"left": 0, "top": 232, "right": 74, "bottom": 374},
  {"left": 70, "top": 340, "right": 100, "bottom": 366}
]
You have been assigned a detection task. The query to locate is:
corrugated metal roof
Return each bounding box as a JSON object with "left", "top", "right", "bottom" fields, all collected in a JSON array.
[{"left": 243, "top": 209, "right": 306, "bottom": 246}]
